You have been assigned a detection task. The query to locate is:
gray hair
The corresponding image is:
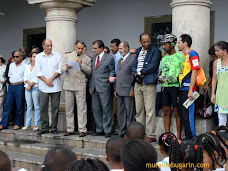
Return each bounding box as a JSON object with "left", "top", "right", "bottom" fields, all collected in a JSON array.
[
  {"left": 122, "top": 41, "right": 129, "bottom": 49},
  {"left": 14, "top": 50, "right": 23, "bottom": 56},
  {"left": 19, "top": 47, "right": 26, "bottom": 51},
  {"left": 75, "top": 40, "right": 85, "bottom": 46}
]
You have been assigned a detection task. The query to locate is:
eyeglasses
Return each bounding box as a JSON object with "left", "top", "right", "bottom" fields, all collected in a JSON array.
[
  {"left": 130, "top": 52, "right": 136, "bottom": 54},
  {"left": 13, "top": 56, "right": 20, "bottom": 58}
]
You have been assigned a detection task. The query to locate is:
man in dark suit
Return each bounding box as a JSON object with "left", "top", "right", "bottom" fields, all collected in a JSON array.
[
  {"left": 114, "top": 41, "right": 135, "bottom": 137},
  {"left": 89, "top": 40, "right": 115, "bottom": 138},
  {"left": 132, "top": 33, "right": 161, "bottom": 142}
]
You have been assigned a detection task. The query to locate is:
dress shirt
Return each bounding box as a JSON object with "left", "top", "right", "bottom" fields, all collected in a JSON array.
[
  {"left": 8, "top": 62, "right": 26, "bottom": 83},
  {"left": 24, "top": 64, "right": 38, "bottom": 88},
  {"left": 95, "top": 51, "right": 105, "bottom": 67},
  {"left": 114, "top": 51, "right": 122, "bottom": 73},
  {"left": 23, "top": 57, "right": 31, "bottom": 65},
  {"left": 0, "top": 65, "right": 6, "bottom": 91},
  {"left": 35, "top": 51, "right": 62, "bottom": 93}
]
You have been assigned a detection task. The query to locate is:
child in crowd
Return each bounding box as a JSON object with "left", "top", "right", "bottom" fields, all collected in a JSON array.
[
  {"left": 214, "top": 126, "right": 228, "bottom": 171},
  {"left": 157, "top": 132, "right": 176, "bottom": 171},
  {"left": 169, "top": 139, "right": 203, "bottom": 171},
  {"left": 121, "top": 139, "right": 159, "bottom": 171},
  {"left": 106, "top": 136, "right": 126, "bottom": 171},
  {"left": 194, "top": 132, "right": 228, "bottom": 171},
  {"left": 67, "top": 158, "right": 109, "bottom": 171}
]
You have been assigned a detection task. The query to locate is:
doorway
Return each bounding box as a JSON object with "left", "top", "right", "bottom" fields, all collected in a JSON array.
[{"left": 23, "top": 27, "right": 46, "bottom": 53}]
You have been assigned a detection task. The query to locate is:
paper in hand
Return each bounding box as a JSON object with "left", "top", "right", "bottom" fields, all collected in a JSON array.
[{"left": 67, "top": 60, "right": 81, "bottom": 72}]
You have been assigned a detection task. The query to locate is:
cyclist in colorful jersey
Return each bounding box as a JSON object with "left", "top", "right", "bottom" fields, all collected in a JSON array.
[
  {"left": 177, "top": 34, "right": 200, "bottom": 139},
  {"left": 159, "top": 34, "right": 185, "bottom": 139}
]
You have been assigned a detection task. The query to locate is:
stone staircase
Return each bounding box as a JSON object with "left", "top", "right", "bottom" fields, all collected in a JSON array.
[
  {"left": 0, "top": 111, "right": 215, "bottom": 170},
  {"left": 0, "top": 128, "right": 161, "bottom": 170}
]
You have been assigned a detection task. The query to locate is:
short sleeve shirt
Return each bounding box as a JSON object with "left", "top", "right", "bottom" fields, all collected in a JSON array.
[
  {"left": 179, "top": 50, "right": 200, "bottom": 91},
  {"left": 161, "top": 52, "right": 185, "bottom": 87}
]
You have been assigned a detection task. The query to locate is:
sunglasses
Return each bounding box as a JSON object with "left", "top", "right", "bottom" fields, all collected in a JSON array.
[
  {"left": 13, "top": 56, "right": 20, "bottom": 58},
  {"left": 130, "top": 52, "right": 136, "bottom": 54}
]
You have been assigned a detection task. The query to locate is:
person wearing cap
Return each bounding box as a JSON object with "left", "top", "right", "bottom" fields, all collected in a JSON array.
[
  {"left": 0, "top": 51, "right": 26, "bottom": 130},
  {"left": 0, "top": 55, "right": 6, "bottom": 121},
  {"left": 158, "top": 34, "right": 185, "bottom": 139}
]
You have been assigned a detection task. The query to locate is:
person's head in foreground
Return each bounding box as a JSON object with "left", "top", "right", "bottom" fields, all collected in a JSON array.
[
  {"left": 125, "top": 121, "right": 146, "bottom": 141},
  {"left": 67, "top": 158, "right": 109, "bottom": 171},
  {"left": 0, "top": 150, "right": 12, "bottom": 171},
  {"left": 169, "top": 139, "right": 204, "bottom": 171},
  {"left": 159, "top": 132, "right": 176, "bottom": 157},
  {"left": 41, "top": 146, "right": 77, "bottom": 171},
  {"left": 121, "top": 139, "right": 159, "bottom": 171},
  {"left": 106, "top": 136, "right": 126, "bottom": 170},
  {"left": 194, "top": 132, "right": 228, "bottom": 171}
]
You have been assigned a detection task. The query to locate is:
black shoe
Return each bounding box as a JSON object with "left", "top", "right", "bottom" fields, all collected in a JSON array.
[
  {"left": 51, "top": 130, "right": 58, "bottom": 134},
  {"left": 92, "top": 132, "right": 104, "bottom": 136},
  {"left": 105, "top": 133, "right": 111, "bottom": 138},
  {"left": 37, "top": 130, "right": 49, "bottom": 135}
]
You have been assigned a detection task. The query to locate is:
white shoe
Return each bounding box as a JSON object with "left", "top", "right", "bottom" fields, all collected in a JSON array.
[
  {"left": 33, "top": 126, "right": 39, "bottom": 132},
  {"left": 22, "top": 126, "right": 31, "bottom": 131}
]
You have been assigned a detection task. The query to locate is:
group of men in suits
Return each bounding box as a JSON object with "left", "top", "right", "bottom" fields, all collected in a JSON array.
[{"left": 61, "top": 33, "right": 161, "bottom": 141}]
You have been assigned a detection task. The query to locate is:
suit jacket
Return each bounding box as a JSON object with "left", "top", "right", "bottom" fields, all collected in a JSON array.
[
  {"left": 62, "top": 51, "right": 91, "bottom": 91},
  {"left": 89, "top": 53, "right": 115, "bottom": 93},
  {"left": 115, "top": 54, "right": 135, "bottom": 97}
]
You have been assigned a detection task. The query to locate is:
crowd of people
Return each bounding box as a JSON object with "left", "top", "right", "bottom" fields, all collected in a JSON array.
[
  {"left": 1, "top": 123, "right": 228, "bottom": 170},
  {"left": 0, "top": 32, "right": 227, "bottom": 142}
]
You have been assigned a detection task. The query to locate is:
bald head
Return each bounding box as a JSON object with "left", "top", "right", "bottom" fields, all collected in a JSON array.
[
  {"left": 42, "top": 39, "right": 52, "bottom": 55},
  {"left": 0, "top": 150, "right": 11, "bottom": 171},
  {"left": 125, "top": 122, "right": 146, "bottom": 141}
]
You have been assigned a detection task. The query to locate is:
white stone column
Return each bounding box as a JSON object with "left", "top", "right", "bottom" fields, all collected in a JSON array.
[
  {"left": 171, "top": 0, "right": 212, "bottom": 75},
  {"left": 0, "top": 12, "right": 4, "bottom": 19},
  {"left": 27, "top": 0, "right": 95, "bottom": 57}
]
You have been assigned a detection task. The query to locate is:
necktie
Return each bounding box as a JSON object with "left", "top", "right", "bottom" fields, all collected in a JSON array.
[
  {"left": 120, "top": 57, "right": 124, "bottom": 65},
  {"left": 96, "top": 56, "right": 100, "bottom": 69}
]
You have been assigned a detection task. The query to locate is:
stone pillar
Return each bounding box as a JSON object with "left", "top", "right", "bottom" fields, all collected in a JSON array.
[
  {"left": 171, "top": 0, "right": 215, "bottom": 135},
  {"left": 27, "top": 0, "right": 95, "bottom": 56},
  {"left": 0, "top": 12, "right": 4, "bottom": 19},
  {"left": 171, "top": 0, "right": 212, "bottom": 75}
]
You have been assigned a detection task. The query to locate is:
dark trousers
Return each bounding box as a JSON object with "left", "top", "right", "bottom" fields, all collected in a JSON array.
[
  {"left": 92, "top": 90, "right": 112, "bottom": 134},
  {"left": 1, "top": 84, "right": 25, "bottom": 128},
  {"left": 117, "top": 96, "right": 135, "bottom": 136},
  {"left": 179, "top": 90, "right": 196, "bottom": 139},
  {"left": 40, "top": 91, "right": 61, "bottom": 131}
]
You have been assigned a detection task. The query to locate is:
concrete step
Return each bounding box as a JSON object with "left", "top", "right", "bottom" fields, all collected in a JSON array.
[
  {"left": 0, "top": 130, "right": 163, "bottom": 170},
  {"left": 0, "top": 129, "right": 107, "bottom": 150},
  {"left": 5, "top": 150, "right": 43, "bottom": 171}
]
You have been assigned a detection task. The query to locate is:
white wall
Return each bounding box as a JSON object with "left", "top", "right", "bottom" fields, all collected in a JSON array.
[
  {"left": 0, "top": 0, "right": 46, "bottom": 59},
  {"left": 0, "top": 0, "right": 227, "bottom": 58},
  {"left": 76, "top": 0, "right": 172, "bottom": 56}
]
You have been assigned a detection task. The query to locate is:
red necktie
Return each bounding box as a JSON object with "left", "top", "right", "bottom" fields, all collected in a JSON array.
[{"left": 96, "top": 56, "right": 100, "bottom": 69}]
